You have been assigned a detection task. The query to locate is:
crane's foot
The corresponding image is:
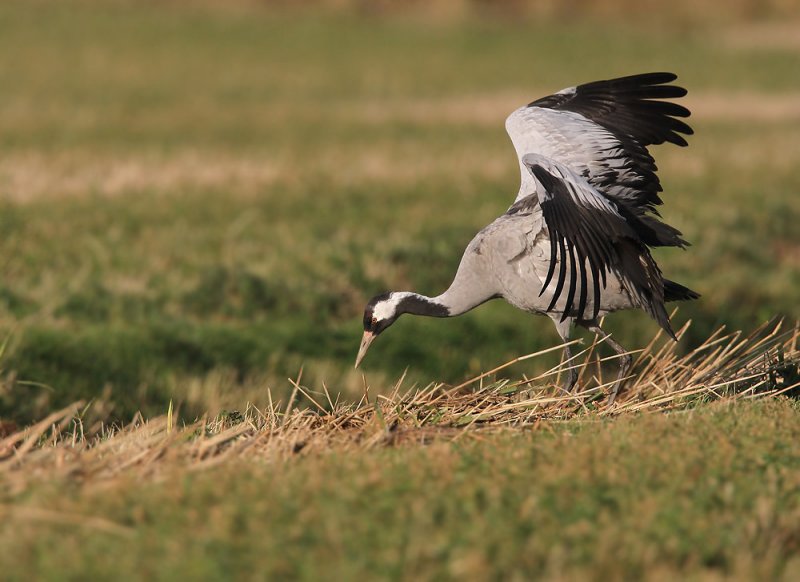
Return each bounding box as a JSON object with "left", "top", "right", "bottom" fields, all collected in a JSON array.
[
  {"left": 607, "top": 380, "right": 622, "bottom": 407},
  {"left": 560, "top": 367, "right": 578, "bottom": 396},
  {"left": 553, "top": 319, "right": 577, "bottom": 397},
  {"left": 606, "top": 351, "right": 632, "bottom": 407},
  {"left": 580, "top": 323, "right": 633, "bottom": 408}
]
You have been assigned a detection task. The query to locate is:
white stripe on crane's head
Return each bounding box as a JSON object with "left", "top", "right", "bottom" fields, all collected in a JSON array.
[{"left": 372, "top": 292, "right": 414, "bottom": 321}]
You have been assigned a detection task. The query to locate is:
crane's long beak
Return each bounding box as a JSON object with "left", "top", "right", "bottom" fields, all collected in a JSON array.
[{"left": 354, "top": 331, "right": 375, "bottom": 369}]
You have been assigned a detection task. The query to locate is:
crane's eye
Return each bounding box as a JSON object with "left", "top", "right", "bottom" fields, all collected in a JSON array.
[{"left": 371, "top": 317, "right": 377, "bottom": 327}]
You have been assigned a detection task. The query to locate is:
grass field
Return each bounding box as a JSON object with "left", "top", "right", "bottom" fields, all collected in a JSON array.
[
  {"left": 1, "top": 0, "right": 800, "bottom": 578},
  {"left": 2, "top": 398, "right": 799, "bottom": 580}
]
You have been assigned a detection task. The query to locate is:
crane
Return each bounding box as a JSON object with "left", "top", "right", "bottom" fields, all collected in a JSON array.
[{"left": 355, "top": 72, "right": 699, "bottom": 405}]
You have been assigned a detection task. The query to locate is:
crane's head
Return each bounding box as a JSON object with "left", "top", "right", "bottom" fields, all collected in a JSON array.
[{"left": 355, "top": 292, "right": 406, "bottom": 368}]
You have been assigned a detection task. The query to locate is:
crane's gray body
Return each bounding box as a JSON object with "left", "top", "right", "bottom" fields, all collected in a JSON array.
[{"left": 445, "top": 202, "right": 637, "bottom": 323}]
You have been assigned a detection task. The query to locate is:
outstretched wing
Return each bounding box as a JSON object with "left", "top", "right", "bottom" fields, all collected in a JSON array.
[
  {"left": 505, "top": 72, "right": 692, "bottom": 248},
  {"left": 515, "top": 154, "right": 673, "bottom": 336}
]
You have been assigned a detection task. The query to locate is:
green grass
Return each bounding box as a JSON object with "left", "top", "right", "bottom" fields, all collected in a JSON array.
[
  {"left": 3, "top": 400, "right": 799, "bottom": 580},
  {"left": 1, "top": 1, "right": 798, "bottom": 423}
]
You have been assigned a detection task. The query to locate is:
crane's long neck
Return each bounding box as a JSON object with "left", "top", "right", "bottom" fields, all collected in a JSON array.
[
  {"left": 396, "top": 282, "right": 497, "bottom": 318},
  {"left": 393, "top": 246, "right": 499, "bottom": 318}
]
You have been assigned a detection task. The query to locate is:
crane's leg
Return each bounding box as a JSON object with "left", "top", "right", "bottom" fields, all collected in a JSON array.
[
  {"left": 552, "top": 317, "right": 577, "bottom": 395},
  {"left": 583, "top": 324, "right": 632, "bottom": 406}
]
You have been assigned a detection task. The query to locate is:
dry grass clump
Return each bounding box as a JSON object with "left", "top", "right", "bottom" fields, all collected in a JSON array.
[{"left": 0, "top": 319, "right": 797, "bottom": 486}]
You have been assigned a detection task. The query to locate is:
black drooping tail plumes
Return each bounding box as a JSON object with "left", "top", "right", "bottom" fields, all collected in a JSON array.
[{"left": 664, "top": 279, "right": 700, "bottom": 302}]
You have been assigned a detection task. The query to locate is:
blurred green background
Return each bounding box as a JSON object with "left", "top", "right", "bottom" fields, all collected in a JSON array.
[{"left": 0, "top": 0, "right": 799, "bottom": 423}]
